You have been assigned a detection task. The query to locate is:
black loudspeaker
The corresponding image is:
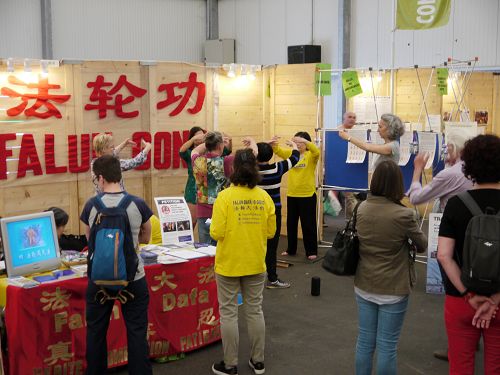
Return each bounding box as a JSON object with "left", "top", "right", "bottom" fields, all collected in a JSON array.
[{"left": 288, "top": 45, "right": 321, "bottom": 64}]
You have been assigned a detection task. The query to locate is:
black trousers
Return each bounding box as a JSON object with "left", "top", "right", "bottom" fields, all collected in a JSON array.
[
  {"left": 266, "top": 207, "right": 281, "bottom": 282},
  {"left": 85, "top": 278, "right": 152, "bottom": 375},
  {"left": 286, "top": 194, "right": 318, "bottom": 256}
]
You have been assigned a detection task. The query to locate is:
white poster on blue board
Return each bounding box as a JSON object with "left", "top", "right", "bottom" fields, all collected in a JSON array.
[{"left": 426, "top": 213, "right": 444, "bottom": 294}]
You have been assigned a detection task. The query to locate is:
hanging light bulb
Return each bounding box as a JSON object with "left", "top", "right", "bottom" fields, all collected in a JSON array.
[
  {"left": 240, "top": 64, "right": 248, "bottom": 76},
  {"left": 227, "top": 63, "right": 236, "bottom": 78},
  {"left": 377, "top": 70, "right": 383, "bottom": 82},
  {"left": 40, "top": 60, "right": 49, "bottom": 77},
  {"left": 249, "top": 65, "right": 256, "bottom": 80},
  {"left": 23, "top": 58, "right": 31, "bottom": 72},
  {"left": 6, "top": 58, "right": 15, "bottom": 73}
]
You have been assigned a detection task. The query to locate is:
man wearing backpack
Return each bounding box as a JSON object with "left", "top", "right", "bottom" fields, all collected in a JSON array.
[{"left": 80, "top": 155, "right": 153, "bottom": 375}]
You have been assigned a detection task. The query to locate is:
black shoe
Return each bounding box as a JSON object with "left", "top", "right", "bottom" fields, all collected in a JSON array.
[
  {"left": 212, "top": 361, "right": 238, "bottom": 375},
  {"left": 248, "top": 359, "right": 265, "bottom": 374},
  {"left": 433, "top": 349, "right": 448, "bottom": 361}
]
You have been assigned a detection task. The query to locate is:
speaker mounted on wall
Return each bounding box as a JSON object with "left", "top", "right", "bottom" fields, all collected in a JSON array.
[{"left": 288, "top": 45, "right": 321, "bottom": 64}]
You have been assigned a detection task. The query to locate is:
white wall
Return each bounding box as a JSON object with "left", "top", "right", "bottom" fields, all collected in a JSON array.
[
  {"left": 2, "top": 0, "right": 499, "bottom": 68},
  {"left": 351, "top": 0, "right": 500, "bottom": 69},
  {"left": 218, "top": 0, "right": 340, "bottom": 66},
  {"left": 0, "top": 0, "right": 207, "bottom": 62},
  {"left": 0, "top": 0, "right": 42, "bottom": 59}
]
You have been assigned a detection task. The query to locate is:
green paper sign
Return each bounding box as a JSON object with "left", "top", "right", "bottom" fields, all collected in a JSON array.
[
  {"left": 396, "top": 0, "right": 451, "bottom": 30},
  {"left": 315, "top": 64, "right": 332, "bottom": 96},
  {"left": 342, "top": 71, "right": 362, "bottom": 98},
  {"left": 437, "top": 68, "right": 448, "bottom": 95}
]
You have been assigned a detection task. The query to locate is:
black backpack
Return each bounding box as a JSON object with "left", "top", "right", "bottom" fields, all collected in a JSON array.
[
  {"left": 458, "top": 192, "right": 500, "bottom": 295},
  {"left": 87, "top": 193, "right": 138, "bottom": 291}
]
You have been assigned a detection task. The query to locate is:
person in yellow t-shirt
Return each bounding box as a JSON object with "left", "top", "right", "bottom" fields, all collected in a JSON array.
[
  {"left": 210, "top": 148, "right": 276, "bottom": 375},
  {"left": 272, "top": 131, "right": 320, "bottom": 260}
]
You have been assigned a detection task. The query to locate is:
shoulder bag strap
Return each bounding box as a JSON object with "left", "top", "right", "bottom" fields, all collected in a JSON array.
[
  {"left": 117, "top": 193, "right": 133, "bottom": 210},
  {"left": 349, "top": 201, "right": 362, "bottom": 232},
  {"left": 457, "top": 192, "right": 483, "bottom": 216}
]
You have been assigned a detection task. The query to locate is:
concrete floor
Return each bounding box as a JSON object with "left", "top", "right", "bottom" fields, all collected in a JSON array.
[{"left": 112, "top": 215, "right": 486, "bottom": 375}]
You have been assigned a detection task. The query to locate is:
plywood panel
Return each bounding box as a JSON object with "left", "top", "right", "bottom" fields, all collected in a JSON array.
[{"left": 395, "top": 68, "right": 441, "bottom": 123}]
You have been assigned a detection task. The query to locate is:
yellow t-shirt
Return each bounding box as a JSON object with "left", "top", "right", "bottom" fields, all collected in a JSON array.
[
  {"left": 273, "top": 142, "right": 320, "bottom": 197},
  {"left": 148, "top": 215, "right": 163, "bottom": 245},
  {"left": 210, "top": 185, "right": 276, "bottom": 277}
]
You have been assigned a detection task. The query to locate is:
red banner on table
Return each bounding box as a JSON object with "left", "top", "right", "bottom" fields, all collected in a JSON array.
[{"left": 5, "top": 257, "right": 220, "bottom": 375}]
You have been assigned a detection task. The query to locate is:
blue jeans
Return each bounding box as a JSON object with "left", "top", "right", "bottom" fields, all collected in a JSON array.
[
  {"left": 198, "top": 217, "right": 216, "bottom": 245},
  {"left": 355, "top": 294, "right": 409, "bottom": 375}
]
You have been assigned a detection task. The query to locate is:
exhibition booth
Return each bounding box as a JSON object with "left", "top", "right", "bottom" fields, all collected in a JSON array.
[{"left": 0, "top": 58, "right": 499, "bottom": 373}]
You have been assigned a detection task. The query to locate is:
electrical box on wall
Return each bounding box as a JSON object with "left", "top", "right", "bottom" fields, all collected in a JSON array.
[
  {"left": 288, "top": 45, "right": 321, "bottom": 64},
  {"left": 204, "top": 39, "right": 235, "bottom": 64}
]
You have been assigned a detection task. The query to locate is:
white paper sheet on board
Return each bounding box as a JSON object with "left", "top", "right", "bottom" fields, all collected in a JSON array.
[
  {"left": 417, "top": 132, "right": 437, "bottom": 169},
  {"left": 346, "top": 129, "right": 368, "bottom": 163},
  {"left": 352, "top": 96, "right": 392, "bottom": 123},
  {"left": 425, "top": 114, "right": 442, "bottom": 132},
  {"left": 444, "top": 122, "right": 478, "bottom": 142},
  {"left": 398, "top": 132, "right": 413, "bottom": 166},
  {"left": 411, "top": 122, "right": 423, "bottom": 132}
]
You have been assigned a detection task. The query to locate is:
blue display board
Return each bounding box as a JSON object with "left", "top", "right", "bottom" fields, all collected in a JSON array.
[
  {"left": 432, "top": 133, "right": 445, "bottom": 176},
  {"left": 324, "top": 130, "right": 369, "bottom": 191},
  {"left": 400, "top": 153, "right": 416, "bottom": 192}
]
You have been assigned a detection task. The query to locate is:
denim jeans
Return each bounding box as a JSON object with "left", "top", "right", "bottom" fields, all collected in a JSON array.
[
  {"left": 355, "top": 294, "right": 409, "bottom": 375},
  {"left": 198, "top": 217, "right": 216, "bottom": 245}
]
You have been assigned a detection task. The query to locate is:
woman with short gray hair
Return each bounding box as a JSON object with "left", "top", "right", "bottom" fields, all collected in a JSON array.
[{"left": 339, "top": 113, "right": 405, "bottom": 166}]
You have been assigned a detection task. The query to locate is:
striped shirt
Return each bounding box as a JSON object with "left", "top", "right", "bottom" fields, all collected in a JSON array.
[{"left": 257, "top": 150, "right": 300, "bottom": 207}]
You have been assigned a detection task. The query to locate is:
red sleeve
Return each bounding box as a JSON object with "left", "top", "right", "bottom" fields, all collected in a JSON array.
[{"left": 223, "top": 155, "right": 234, "bottom": 177}]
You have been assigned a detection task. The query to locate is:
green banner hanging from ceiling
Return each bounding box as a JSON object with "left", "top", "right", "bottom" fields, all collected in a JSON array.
[
  {"left": 342, "top": 71, "right": 363, "bottom": 99},
  {"left": 396, "top": 0, "right": 451, "bottom": 30},
  {"left": 315, "top": 64, "right": 332, "bottom": 96}
]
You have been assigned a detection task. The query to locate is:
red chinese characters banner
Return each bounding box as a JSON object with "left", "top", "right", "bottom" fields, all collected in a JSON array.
[
  {"left": 0, "top": 65, "right": 207, "bottom": 182},
  {"left": 4, "top": 257, "right": 220, "bottom": 375}
]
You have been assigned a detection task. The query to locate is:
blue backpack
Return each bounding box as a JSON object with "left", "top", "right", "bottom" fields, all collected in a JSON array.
[{"left": 87, "top": 193, "right": 138, "bottom": 291}]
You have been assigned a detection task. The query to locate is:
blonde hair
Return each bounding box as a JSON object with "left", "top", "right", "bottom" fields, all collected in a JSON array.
[{"left": 93, "top": 134, "right": 113, "bottom": 156}]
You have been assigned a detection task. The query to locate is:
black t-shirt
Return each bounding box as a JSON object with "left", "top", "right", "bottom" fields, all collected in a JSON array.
[
  {"left": 59, "top": 234, "right": 88, "bottom": 252},
  {"left": 438, "top": 189, "right": 500, "bottom": 296}
]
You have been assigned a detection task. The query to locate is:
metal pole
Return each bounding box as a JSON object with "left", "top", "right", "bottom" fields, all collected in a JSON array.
[
  {"left": 40, "top": 0, "right": 53, "bottom": 59},
  {"left": 369, "top": 68, "right": 379, "bottom": 120},
  {"left": 456, "top": 60, "right": 477, "bottom": 122},
  {"left": 414, "top": 65, "right": 431, "bottom": 127}
]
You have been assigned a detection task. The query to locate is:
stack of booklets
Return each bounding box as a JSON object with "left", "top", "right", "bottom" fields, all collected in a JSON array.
[
  {"left": 8, "top": 276, "right": 40, "bottom": 288},
  {"left": 70, "top": 264, "right": 87, "bottom": 277},
  {"left": 140, "top": 250, "right": 158, "bottom": 265},
  {"left": 32, "top": 269, "right": 79, "bottom": 283}
]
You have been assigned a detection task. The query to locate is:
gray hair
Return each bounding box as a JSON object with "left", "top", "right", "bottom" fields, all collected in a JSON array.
[
  {"left": 380, "top": 113, "right": 405, "bottom": 140},
  {"left": 446, "top": 132, "right": 469, "bottom": 160},
  {"left": 204, "top": 131, "right": 223, "bottom": 151}
]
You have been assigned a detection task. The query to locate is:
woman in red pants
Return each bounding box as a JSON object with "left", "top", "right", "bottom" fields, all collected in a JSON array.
[{"left": 437, "top": 134, "right": 500, "bottom": 374}]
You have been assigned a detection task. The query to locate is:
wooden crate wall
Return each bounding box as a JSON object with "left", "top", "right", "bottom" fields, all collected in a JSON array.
[
  {"left": 272, "top": 64, "right": 320, "bottom": 238},
  {"left": 2, "top": 61, "right": 498, "bottom": 240},
  {"left": 0, "top": 64, "right": 81, "bottom": 234},
  {"left": 0, "top": 62, "right": 218, "bottom": 235},
  {"left": 216, "top": 68, "right": 265, "bottom": 149},
  {"left": 395, "top": 69, "right": 441, "bottom": 123},
  {"left": 148, "top": 62, "right": 211, "bottom": 215}
]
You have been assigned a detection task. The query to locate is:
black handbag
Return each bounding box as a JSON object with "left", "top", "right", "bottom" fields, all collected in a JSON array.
[{"left": 322, "top": 201, "right": 362, "bottom": 276}]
